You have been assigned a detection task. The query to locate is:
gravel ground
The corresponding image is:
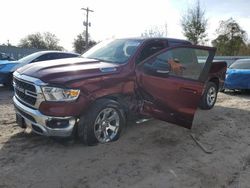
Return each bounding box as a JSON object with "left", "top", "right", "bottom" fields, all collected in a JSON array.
[{"left": 0, "top": 86, "right": 250, "bottom": 188}]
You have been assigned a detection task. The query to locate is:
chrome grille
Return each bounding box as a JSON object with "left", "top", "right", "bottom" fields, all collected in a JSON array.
[
  {"left": 13, "top": 77, "right": 37, "bottom": 106},
  {"left": 14, "top": 78, "right": 36, "bottom": 92},
  {"left": 13, "top": 72, "right": 46, "bottom": 109}
]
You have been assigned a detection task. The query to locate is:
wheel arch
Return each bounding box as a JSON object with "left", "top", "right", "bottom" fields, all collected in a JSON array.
[
  {"left": 92, "top": 94, "right": 130, "bottom": 119},
  {"left": 208, "top": 77, "right": 219, "bottom": 90},
  {"left": 78, "top": 96, "right": 126, "bottom": 145}
]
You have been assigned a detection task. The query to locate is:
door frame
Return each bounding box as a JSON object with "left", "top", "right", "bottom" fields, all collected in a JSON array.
[{"left": 135, "top": 45, "right": 216, "bottom": 129}]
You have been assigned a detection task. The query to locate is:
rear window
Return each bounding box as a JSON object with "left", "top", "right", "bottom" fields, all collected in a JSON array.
[{"left": 229, "top": 60, "right": 250, "bottom": 69}]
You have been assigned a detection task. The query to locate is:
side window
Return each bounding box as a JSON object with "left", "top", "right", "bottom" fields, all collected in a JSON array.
[
  {"left": 32, "top": 54, "right": 52, "bottom": 62},
  {"left": 144, "top": 47, "right": 210, "bottom": 81},
  {"left": 137, "top": 41, "right": 166, "bottom": 63},
  {"left": 49, "top": 53, "right": 61, "bottom": 60},
  {"left": 230, "top": 61, "right": 250, "bottom": 69},
  {"left": 59, "top": 53, "right": 78, "bottom": 58},
  {"left": 32, "top": 53, "right": 63, "bottom": 62}
]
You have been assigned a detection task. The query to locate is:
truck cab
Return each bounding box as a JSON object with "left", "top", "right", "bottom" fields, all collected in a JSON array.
[{"left": 13, "top": 38, "right": 227, "bottom": 145}]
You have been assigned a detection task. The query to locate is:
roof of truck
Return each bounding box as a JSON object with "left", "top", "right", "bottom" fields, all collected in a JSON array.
[{"left": 119, "top": 37, "right": 191, "bottom": 44}]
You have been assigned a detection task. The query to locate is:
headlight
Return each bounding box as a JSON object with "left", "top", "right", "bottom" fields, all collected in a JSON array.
[{"left": 41, "top": 87, "right": 80, "bottom": 101}]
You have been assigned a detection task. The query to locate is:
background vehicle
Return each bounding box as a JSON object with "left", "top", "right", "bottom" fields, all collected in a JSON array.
[
  {"left": 0, "top": 52, "right": 15, "bottom": 61},
  {"left": 0, "top": 52, "right": 16, "bottom": 67},
  {"left": 224, "top": 59, "right": 250, "bottom": 91},
  {"left": 13, "top": 38, "right": 227, "bottom": 146},
  {"left": 0, "top": 51, "right": 79, "bottom": 86}
]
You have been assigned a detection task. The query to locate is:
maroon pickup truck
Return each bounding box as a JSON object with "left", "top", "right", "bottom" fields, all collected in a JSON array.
[{"left": 13, "top": 38, "right": 227, "bottom": 145}]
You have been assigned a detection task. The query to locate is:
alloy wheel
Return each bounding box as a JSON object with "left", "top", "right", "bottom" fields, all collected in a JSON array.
[
  {"left": 94, "top": 107, "right": 120, "bottom": 143},
  {"left": 207, "top": 86, "right": 216, "bottom": 107}
]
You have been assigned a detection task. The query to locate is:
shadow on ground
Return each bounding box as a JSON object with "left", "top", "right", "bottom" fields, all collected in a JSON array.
[
  {"left": 221, "top": 89, "right": 250, "bottom": 100},
  {"left": 0, "top": 103, "right": 250, "bottom": 188}
]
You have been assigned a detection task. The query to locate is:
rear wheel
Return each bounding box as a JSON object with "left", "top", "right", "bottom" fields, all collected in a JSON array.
[
  {"left": 78, "top": 99, "right": 125, "bottom": 146},
  {"left": 199, "top": 82, "right": 218, "bottom": 110}
]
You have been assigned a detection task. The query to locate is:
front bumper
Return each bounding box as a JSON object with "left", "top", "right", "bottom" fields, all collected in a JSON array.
[{"left": 13, "top": 96, "right": 76, "bottom": 137}]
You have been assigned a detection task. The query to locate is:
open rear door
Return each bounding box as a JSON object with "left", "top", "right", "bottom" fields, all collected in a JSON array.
[{"left": 136, "top": 45, "right": 216, "bottom": 129}]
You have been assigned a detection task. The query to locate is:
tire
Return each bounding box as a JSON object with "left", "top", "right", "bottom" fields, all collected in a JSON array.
[
  {"left": 4, "top": 74, "right": 13, "bottom": 90},
  {"left": 199, "top": 82, "right": 218, "bottom": 110},
  {"left": 78, "top": 99, "right": 126, "bottom": 146}
]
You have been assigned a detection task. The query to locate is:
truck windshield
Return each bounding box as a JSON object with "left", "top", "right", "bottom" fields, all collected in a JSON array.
[{"left": 82, "top": 39, "right": 141, "bottom": 64}]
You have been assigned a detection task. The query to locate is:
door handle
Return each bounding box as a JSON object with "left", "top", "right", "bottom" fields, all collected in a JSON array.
[
  {"left": 180, "top": 87, "right": 198, "bottom": 94},
  {"left": 156, "top": 70, "right": 169, "bottom": 74}
]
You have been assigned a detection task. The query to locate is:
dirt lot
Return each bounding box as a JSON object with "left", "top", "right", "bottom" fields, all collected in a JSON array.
[{"left": 0, "top": 87, "right": 250, "bottom": 188}]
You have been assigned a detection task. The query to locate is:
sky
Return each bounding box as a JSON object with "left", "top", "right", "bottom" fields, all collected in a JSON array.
[{"left": 1, "top": 0, "right": 250, "bottom": 51}]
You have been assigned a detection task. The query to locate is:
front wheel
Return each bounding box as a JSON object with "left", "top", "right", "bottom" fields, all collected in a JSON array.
[
  {"left": 199, "top": 82, "right": 218, "bottom": 110},
  {"left": 78, "top": 99, "right": 125, "bottom": 146}
]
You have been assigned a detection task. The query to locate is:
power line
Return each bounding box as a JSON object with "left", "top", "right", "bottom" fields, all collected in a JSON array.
[{"left": 81, "top": 7, "right": 94, "bottom": 49}]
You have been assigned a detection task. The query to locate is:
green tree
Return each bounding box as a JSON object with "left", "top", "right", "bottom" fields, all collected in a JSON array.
[
  {"left": 73, "top": 32, "right": 96, "bottom": 54},
  {"left": 19, "top": 32, "right": 63, "bottom": 50},
  {"left": 212, "top": 18, "right": 247, "bottom": 56},
  {"left": 238, "top": 43, "right": 250, "bottom": 55},
  {"left": 141, "top": 24, "right": 168, "bottom": 38},
  {"left": 43, "top": 32, "right": 64, "bottom": 50},
  {"left": 181, "top": 0, "right": 208, "bottom": 44}
]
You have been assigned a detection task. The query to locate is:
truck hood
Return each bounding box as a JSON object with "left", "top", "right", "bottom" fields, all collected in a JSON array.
[
  {"left": 16, "top": 57, "right": 121, "bottom": 84},
  {"left": 0, "top": 60, "right": 19, "bottom": 65}
]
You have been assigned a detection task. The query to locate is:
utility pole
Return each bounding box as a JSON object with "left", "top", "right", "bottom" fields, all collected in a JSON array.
[{"left": 81, "top": 7, "right": 94, "bottom": 49}]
